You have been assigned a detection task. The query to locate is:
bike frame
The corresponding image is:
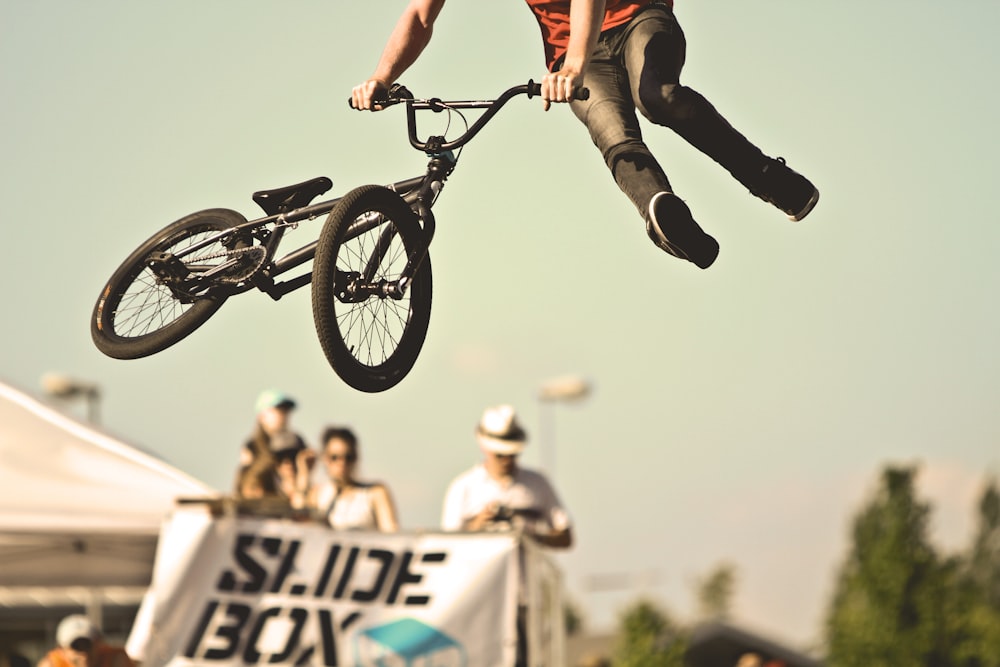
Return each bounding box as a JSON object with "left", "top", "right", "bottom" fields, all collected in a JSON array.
[{"left": 154, "top": 82, "right": 561, "bottom": 303}]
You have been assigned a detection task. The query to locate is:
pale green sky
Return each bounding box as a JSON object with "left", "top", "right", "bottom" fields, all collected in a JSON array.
[{"left": 3, "top": 0, "right": 999, "bottom": 647}]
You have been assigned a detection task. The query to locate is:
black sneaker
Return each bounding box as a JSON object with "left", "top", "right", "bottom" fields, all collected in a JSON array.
[
  {"left": 646, "top": 192, "right": 720, "bottom": 269},
  {"left": 751, "top": 157, "right": 819, "bottom": 221}
]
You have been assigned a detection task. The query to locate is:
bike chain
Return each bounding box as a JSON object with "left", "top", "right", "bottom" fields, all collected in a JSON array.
[
  {"left": 197, "top": 245, "right": 268, "bottom": 284},
  {"left": 198, "top": 218, "right": 296, "bottom": 284}
]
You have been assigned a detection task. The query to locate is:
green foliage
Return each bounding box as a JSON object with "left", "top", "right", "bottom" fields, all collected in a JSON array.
[
  {"left": 611, "top": 599, "right": 687, "bottom": 667},
  {"left": 601, "top": 468, "right": 999, "bottom": 666},
  {"left": 944, "top": 555, "right": 1000, "bottom": 667},
  {"left": 825, "top": 466, "right": 1000, "bottom": 667},
  {"left": 696, "top": 562, "right": 738, "bottom": 621},
  {"left": 826, "top": 466, "right": 943, "bottom": 665},
  {"left": 967, "top": 479, "right": 1000, "bottom": 608},
  {"left": 564, "top": 597, "right": 584, "bottom": 637},
  {"left": 951, "top": 478, "right": 1000, "bottom": 667}
]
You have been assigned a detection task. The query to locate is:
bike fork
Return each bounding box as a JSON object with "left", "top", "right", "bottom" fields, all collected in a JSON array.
[
  {"left": 362, "top": 204, "right": 434, "bottom": 299},
  {"left": 393, "top": 175, "right": 443, "bottom": 294},
  {"left": 403, "top": 197, "right": 437, "bottom": 291}
]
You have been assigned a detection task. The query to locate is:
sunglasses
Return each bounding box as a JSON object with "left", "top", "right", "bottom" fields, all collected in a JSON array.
[{"left": 326, "top": 453, "right": 357, "bottom": 463}]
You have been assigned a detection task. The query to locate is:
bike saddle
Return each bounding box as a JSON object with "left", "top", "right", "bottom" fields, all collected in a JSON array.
[{"left": 252, "top": 176, "right": 333, "bottom": 216}]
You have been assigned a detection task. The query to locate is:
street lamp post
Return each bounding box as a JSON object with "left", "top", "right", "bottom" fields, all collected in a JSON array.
[
  {"left": 41, "top": 373, "right": 102, "bottom": 424},
  {"left": 537, "top": 374, "right": 591, "bottom": 476}
]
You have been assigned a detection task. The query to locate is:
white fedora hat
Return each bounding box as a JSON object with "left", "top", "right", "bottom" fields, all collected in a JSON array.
[
  {"left": 475, "top": 404, "right": 527, "bottom": 455},
  {"left": 57, "top": 614, "right": 99, "bottom": 648}
]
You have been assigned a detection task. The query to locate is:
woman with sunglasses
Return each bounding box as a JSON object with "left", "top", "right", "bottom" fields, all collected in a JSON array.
[{"left": 307, "top": 426, "right": 399, "bottom": 531}]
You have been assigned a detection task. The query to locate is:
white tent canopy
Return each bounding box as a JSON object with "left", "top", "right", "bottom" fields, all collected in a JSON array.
[{"left": 0, "top": 379, "right": 216, "bottom": 590}]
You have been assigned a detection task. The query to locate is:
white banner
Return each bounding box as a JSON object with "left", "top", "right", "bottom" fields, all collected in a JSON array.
[{"left": 127, "top": 506, "right": 538, "bottom": 667}]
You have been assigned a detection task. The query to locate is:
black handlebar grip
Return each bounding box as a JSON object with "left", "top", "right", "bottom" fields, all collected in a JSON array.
[
  {"left": 347, "top": 95, "right": 392, "bottom": 110},
  {"left": 526, "top": 81, "right": 590, "bottom": 100},
  {"left": 348, "top": 83, "right": 412, "bottom": 109}
]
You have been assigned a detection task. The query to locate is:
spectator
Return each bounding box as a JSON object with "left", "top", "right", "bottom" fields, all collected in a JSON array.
[
  {"left": 37, "top": 615, "right": 134, "bottom": 667},
  {"left": 234, "top": 389, "right": 315, "bottom": 506},
  {"left": 441, "top": 404, "right": 573, "bottom": 549},
  {"left": 307, "top": 426, "right": 398, "bottom": 531}
]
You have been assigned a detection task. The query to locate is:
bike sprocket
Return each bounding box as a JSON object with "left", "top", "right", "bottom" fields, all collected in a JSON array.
[{"left": 214, "top": 246, "right": 267, "bottom": 284}]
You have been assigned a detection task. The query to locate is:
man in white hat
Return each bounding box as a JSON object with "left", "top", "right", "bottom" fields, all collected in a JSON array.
[
  {"left": 441, "top": 404, "right": 573, "bottom": 548},
  {"left": 38, "top": 614, "right": 134, "bottom": 667}
]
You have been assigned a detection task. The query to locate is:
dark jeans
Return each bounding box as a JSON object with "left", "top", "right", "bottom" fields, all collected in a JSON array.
[{"left": 569, "top": 3, "right": 768, "bottom": 220}]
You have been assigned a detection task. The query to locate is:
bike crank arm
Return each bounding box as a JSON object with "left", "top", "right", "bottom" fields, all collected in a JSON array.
[{"left": 147, "top": 252, "right": 250, "bottom": 302}]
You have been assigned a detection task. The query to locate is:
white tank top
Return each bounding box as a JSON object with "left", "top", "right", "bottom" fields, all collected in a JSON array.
[{"left": 316, "top": 482, "right": 379, "bottom": 530}]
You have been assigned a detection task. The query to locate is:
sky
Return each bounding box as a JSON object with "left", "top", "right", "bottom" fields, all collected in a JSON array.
[{"left": 2, "top": 0, "right": 999, "bottom": 651}]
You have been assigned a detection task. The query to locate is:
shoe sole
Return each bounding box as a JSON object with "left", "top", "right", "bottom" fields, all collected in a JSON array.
[
  {"left": 647, "top": 193, "right": 720, "bottom": 269},
  {"left": 789, "top": 187, "right": 820, "bottom": 222}
]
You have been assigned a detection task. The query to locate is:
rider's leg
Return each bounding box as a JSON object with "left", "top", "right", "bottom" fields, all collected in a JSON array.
[
  {"left": 624, "top": 4, "right": 819, "bottom": 221},
  {"left": 569, "top": 39, "right": 719, "bottom": 269}
]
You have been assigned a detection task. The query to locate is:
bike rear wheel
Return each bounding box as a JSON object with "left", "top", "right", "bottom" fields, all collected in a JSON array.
[
  {"left": 92, "top": 208, "right": 247, "bottom": 359},
  {"left": 312, "top": 185, "right": 432, "bottom": 392}
]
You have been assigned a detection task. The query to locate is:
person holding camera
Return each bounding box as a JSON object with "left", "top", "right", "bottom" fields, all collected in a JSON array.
[{"left": 440, "top": 404, "right": 573, "bottom": 549}]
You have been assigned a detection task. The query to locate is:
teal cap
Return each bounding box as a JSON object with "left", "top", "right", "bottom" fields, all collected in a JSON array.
[{"left": 255, "top": 389, "right": 296, "bottom": 414}]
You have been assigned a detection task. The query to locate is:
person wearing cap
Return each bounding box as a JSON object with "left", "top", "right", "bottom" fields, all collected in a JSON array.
[
  {"left": 38, "top": 614, "right": 134, "bottom": 667},
  {"left": 234, "top": 389, "right": 316, "bottom": 507},
  {"left": 441, "top": 404, "right": 573, "bottom": 549}
]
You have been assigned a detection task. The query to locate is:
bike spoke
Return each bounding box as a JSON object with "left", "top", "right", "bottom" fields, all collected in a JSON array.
[
  {"left": 110, "top": 230, "right": 229, "bottom": 337},
  {"left": 312, "top": 185, "right": 431, "bottom": 392},
  {"left": 334, "top": 213, "right": 412, "bottom": 368}
]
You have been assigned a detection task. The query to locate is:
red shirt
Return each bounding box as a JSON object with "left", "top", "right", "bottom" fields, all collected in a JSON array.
[{"left": 524, "top": 0, "right": 672, "bottom": 70}]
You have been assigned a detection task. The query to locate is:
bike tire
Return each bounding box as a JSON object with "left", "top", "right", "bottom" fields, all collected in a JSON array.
[
  {"left": 92, "top": 208, "right": 247, "bottom": 360},
  {"left": 312, "top": 185, "right": 432, "bottom": 393}
]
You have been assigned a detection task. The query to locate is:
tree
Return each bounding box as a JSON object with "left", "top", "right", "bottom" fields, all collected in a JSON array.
[
  {"left": 696, "top": 562, "right": 738, "bottom": 621},
  {"left": 611, "top": 599, "right": 687, "bottom": 667},
  {"left": 825, "top": 465, "right": 951, "bottom": 666},
  {"left": 967, "top": 479, "right": 1000, "bottom": 607},
  {"left": 949, "top": 478, "right": 1000, "bottom": 667}
]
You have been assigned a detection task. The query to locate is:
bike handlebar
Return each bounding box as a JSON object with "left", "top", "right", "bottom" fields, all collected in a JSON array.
[{"left": 349, "top": 80, "right": 590, "bottom": 154}]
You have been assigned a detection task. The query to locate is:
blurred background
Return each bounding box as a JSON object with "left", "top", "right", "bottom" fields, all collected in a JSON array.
[{"left": 2, "top": 0, "right": 998, "bottom": 663}]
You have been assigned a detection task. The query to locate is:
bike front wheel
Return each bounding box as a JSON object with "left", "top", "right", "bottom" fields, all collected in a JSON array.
[
  {"left": 92, "top": 208, "right": 247, "bottom": 359},
  {"left": 312, "top": 185, "right": 433, "bottom": 392}
]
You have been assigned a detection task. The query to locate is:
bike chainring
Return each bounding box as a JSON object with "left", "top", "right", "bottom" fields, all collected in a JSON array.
[{"left": 215, "top": 246, "right": 268, "bottom": 284}]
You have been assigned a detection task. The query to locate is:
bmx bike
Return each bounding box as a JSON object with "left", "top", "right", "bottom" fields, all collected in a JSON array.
[{"left": 91, "top": 81, "right": 587, "bottom": 392}]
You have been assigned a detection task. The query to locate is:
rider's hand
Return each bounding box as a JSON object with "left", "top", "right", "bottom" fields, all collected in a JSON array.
[
  {"left": 351, "top": 79, "right": 389, "bottom": 111},
  {"left": 540, "top": 68, "right": 582, "bottom": 111}
]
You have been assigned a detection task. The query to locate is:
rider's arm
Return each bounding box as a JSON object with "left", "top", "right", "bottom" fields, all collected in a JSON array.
[
  {"left": 352, "top": 0, "right": 447, "bottom": 110},
  {"left": 541, "top": 0, "right": 606, "bottom": 109}
]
